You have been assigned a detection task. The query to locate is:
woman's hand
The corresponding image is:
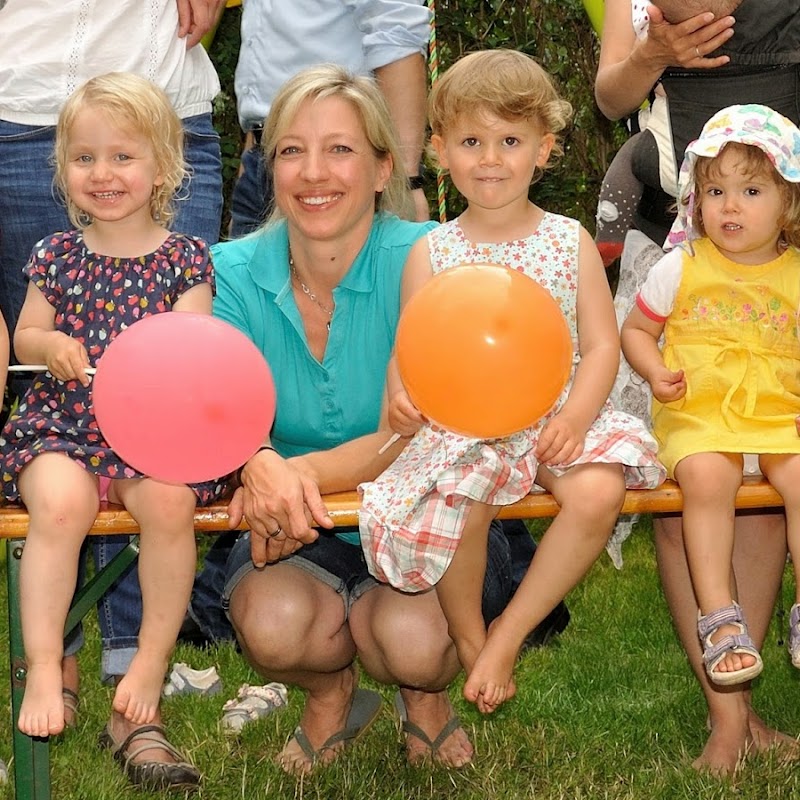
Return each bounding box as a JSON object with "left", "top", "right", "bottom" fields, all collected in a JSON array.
[
  {"left": 45, "top": 332, "right": 92, "bottom": 387},
  {"left": 388, "top": 389, "right": 426, "bottom": 437},
  {"left": 640, "top": 6, "right": 735, "bottom": 72},
  {"left": 227, "top": 448, "right": 334, "bottom": 567},
  {"left": 535, "top": 413, "right": 588, "bottom": 467}
]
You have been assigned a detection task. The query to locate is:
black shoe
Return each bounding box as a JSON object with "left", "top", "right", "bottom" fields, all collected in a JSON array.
[{"left": 520, "top": 601, "right": 570, "bottom": 653}]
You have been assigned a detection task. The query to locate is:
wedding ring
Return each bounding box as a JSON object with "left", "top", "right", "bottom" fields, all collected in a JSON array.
[
  {"left": 270, "top": 527, "right": 282, "bottom": 538},
  {"left": 695, "top": 46, "right": 701, "bottom": 58}
]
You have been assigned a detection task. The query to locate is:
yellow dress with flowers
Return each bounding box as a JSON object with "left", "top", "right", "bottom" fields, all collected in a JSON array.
[{"left": 653, "top": 237, "right": 800, "bottom": 475}]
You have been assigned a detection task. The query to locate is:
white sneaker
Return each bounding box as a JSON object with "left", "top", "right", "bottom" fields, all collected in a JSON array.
[{"left": 162, "top": 662, "right": 222, "bottom": 697}]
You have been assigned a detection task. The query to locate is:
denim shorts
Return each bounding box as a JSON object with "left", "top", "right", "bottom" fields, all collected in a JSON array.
[{"left": 222, "top": 520, "right": 514, "bottom": 623}]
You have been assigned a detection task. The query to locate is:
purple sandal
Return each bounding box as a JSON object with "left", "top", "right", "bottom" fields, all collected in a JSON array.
[
  {"left": 698, "top": 602, "right": 763, "bottom": 686},
  {"left": 789, "top": 603, "right": 800, "bottom": 668}
]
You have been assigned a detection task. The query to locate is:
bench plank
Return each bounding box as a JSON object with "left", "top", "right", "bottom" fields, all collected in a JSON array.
[{"left": 0, "top": 477, "right": 784, "bottom": 537}]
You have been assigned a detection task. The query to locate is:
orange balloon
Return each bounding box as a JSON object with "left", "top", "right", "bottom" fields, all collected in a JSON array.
[{"left": 396, "top": 264, "right": 572, "bottom": 438}]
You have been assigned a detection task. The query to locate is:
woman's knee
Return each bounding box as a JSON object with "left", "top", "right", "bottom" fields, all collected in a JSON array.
[
  {"left": 353, "top": 589, "right": 455, "bottom": 686},
  {"left": 229, "top": 570, "right": 342, "bottom": 668}
]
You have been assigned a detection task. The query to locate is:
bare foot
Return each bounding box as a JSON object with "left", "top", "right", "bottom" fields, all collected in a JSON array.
[
  {"left": 19, "top": 661, "right": 65, "bottom": 737},
  {"left": 276, "top": 668, "right": 356, "bottom": 775},
  {"left": 399, "top": 688, "right": 473, "bottom": 768},
  {"left": 693, "top": 706, "right": 750, "bottom": 775},
  {"left": 61, "top": 654, "right": 79, "bottom": 728},
  {"left": 462, "top": 631, "right": 518, "bottom": 714},
  {"left": 748, "top": 710, "right": 800, "bottom": 761},
  {"left": 112, "top": 651, "right": 168, "bottom": 725}
]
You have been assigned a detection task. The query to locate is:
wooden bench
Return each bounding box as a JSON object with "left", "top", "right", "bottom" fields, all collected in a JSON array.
[{"left": 2, "top": 475, "right": 785, "bottom": 800}]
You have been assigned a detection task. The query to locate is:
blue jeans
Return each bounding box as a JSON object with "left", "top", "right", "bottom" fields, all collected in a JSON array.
[
  {"left": 229, "top": 142, "right": 273, "bottom": 238},
  {"left": 0, "top": 113, "right": 223, "bottom": 678}
]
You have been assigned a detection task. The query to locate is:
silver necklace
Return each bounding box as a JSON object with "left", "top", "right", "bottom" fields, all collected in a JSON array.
[{"left": 289, "top": 252, "right": 334, "bottom": 331}]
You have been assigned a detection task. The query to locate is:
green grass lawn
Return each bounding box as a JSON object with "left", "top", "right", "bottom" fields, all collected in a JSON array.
[{"left": 1, "top": 517, "right": 799, "bottom": 799}]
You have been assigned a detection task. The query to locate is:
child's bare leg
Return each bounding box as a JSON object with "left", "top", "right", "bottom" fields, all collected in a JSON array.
[
  {"left": 761, "top": 454, "right": 800, "bottom": 603},
  {"left": 464, "top": 463, "right": 624, "bottom": 712},
  {"left": 17, "top": 455, "right": 98, "bottom": 736},
  {"left": 110, "top": 478, "right": 196, "bottom": 725},
  {"left": 676, "top": 453, "right": 752, "bottom": 678},
  {"left": 434, "top": 502, "right": 498, "bottom": 709}
]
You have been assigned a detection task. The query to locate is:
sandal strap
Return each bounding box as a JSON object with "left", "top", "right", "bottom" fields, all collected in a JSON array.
[
  {"left": 702, "top": 632, "right": 759, "bottom": 667},
  {"left": 697, "top": 602, "right": 745, "bottom": 640},
  {"left": 400, "top": 714, "right": 462, "bottom": 755},
  {"left": 61, "top": 688, "right": 79, "bottom": 714},
  {"left": 291, "top": 726, "right": 320, "bottom": 763},
  {"left": 111, "top": 725, "right": 188, "bottom": 766}
]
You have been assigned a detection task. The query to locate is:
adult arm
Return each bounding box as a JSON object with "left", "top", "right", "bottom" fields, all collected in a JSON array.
[
  {"left": 176, "top": 0, "right": 227, "bottom": 48},
  {"left": 356, "top": 0, "right": 432, "bottom": 221},
  {"left": 595, "top": 1, "right": 736, "bottom": 120},
  {"left": 375, "top": 54, "right": 430, "bottom": 221},
  {"left": 230, "top": 426, "right": 407, "bottom": 566}
]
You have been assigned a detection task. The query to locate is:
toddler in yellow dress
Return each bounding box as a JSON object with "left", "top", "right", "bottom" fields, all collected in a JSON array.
[{"left": 622, "top": 103, "right": 800, "bottom": 684}]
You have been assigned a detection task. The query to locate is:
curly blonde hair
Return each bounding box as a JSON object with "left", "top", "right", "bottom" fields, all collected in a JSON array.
[
  {"left": 427, "top": 49, "right": 573, "bottom": 184},
  {"left": 55, "top": 72, "right": 186, "bottom": 229}
]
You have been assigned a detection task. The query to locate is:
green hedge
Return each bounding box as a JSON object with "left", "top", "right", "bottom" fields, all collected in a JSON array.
[{"left": 207, "top": 0, "right": 624, "bottom": 234}]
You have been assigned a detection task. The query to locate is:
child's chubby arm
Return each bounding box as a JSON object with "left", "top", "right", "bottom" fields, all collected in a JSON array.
[
  {"left": 15, "top": 282, "right": 92, "bottom": 387},
  {"left": 385, "top": 236, "right": 435, "bottom": 437},
  {"left": 536, "top": 227, "right": 620, "bottom": 466},
  {"left": 172, "top": 282, "right": 213, "bottom": 314},
  {"left": 386, "top": 357, "right": 426, "bottom": 436},
  {"left": 621, "top": 304, "right": 686, "bottom": 404}
]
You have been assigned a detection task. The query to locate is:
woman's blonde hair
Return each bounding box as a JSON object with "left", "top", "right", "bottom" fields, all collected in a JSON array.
[
  {"left": 260, "top": 63, "right": 414, "bottom": 224},
  {"left": 55, "top": 72, "right": 186, "bottom": 228},
  {"left": 693, "top": 142, "right": 800, "bottom": 248},
  {"left": 427, "top": 49, "right": 573, "bottom": 183}
]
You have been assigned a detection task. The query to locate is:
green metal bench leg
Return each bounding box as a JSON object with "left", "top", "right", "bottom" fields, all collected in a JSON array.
[
  {"left": 6, "top": 535, "right": 140, "bottom": 800},
  {"left": 7, "top": 537, "right": 50, "bottom": 800}
]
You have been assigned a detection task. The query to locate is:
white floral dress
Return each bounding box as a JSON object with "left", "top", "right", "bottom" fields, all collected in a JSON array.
[{"left": 359, "top": 214, "right": 665, "bottom": 591}]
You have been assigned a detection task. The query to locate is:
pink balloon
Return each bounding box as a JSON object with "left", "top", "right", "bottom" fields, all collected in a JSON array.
[{"left": 93, "top": 313, "right": 275, "bottom": 484}]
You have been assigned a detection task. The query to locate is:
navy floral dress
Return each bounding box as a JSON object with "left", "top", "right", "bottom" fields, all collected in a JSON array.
[{"left": 0, "top": 230, "right": 228, "bottom": 504}]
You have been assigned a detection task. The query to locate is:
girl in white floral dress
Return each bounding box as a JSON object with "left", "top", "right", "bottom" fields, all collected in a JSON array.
[{"left": 359, "top": 51, "right": 664, "bottom": 714}]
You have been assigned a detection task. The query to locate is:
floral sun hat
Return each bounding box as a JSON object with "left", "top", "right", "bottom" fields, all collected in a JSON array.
[{"left": 667, "top": 103, "right": 800, "bottom": 248}]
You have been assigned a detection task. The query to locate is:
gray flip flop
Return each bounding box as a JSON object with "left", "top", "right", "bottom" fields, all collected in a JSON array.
[
  {"left": 290, "top": 688, "right": 382, "bottom": 767},
  {"left": 393, "top": 692, "right": 463, "bottom": 763}
]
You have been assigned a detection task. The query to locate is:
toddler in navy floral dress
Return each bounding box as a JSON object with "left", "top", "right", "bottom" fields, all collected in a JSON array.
[{"left": 0, "top": 73, "right": 226, "bottom": 738}]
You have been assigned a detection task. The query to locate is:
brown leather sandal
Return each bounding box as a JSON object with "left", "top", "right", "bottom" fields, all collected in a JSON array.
[{"left": 99, "top": 723, "right": 200, "bottom": 791}]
